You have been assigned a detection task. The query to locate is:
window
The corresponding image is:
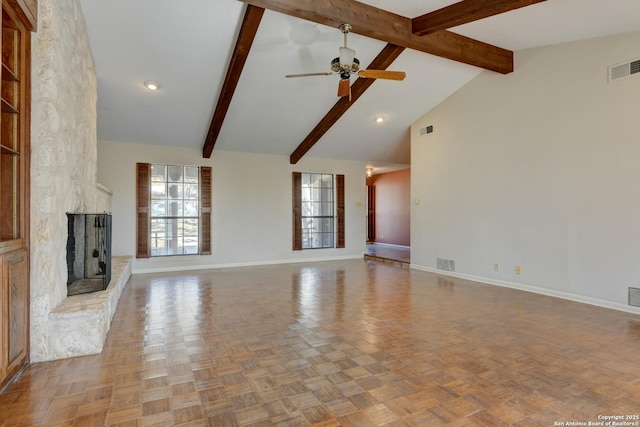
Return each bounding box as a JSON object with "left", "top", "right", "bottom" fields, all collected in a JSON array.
[
  {"left": 136, "top": 163, "right": 211, "bottom": 258},
  {"left": 303, "top": 173, "right": 334, "bottom": 249},
  {"left": 150, "top": 164, "right": 199, "bottom": 256},
  {"left": 292, "top": 172, "right": 345, "bottom": 250}
]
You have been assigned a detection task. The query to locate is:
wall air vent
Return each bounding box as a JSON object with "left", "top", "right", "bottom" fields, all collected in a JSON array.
[
  {"left": 629, "top": 287, "right": 640, "bottom": 307},
  {"left": 419, "top": 125, "right": 433, "bottom": 136},
  {"left": 608, "top": 58, "right": 640, "bottom": 83},
  {"left": 437, "top": 258, "right": 455, "bottom": 272}
]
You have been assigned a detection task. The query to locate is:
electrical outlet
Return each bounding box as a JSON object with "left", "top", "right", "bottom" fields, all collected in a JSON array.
[
  {"left": 494, "top": 263, "right": 499, "bottom": 272},
  {"left": 515, "top": 265, "right": 521, "bottom": 275}
]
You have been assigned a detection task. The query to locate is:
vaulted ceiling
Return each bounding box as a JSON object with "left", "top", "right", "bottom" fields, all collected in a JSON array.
[{"left": 79, "top": 0, "right": 640, "bottom": 171}]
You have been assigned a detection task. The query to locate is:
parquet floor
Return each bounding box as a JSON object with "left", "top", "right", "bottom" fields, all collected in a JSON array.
[{"left": 1, "top": 259, "right": 640, "bottom": 426}]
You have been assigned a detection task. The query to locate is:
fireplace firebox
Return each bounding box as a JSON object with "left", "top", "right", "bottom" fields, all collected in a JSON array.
[{"left": 66, "top": 213, "right": 112, "bottom": 296}]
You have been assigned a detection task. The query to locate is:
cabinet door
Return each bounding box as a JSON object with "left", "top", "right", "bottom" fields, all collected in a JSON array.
[
  {"left": 0, "top": 249, "right": 27, "bottom": 385},
  {"left": 0, "top": 255, "right": 6, "bottom": 384},
  {"left": 6, "top": 248, "right": 27, "bottom": 371}
]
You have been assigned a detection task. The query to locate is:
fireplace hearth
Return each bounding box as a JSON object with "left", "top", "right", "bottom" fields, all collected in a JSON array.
[{"left": 66, "top": 213, "right": 112, "bottom": 296}]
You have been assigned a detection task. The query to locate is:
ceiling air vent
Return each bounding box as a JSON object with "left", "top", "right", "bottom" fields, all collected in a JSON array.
[
  {"left": 419, "top": 125, "right": 433, "bottom": 136},
  {"left": 608, "top": 58, "right": 640, "bottom": 83}
]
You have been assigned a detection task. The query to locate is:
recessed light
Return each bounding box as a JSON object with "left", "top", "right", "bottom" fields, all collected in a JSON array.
[
  {"left": 373, "top": 116, "right": 385, "bottom": 124},
  {"left": 144, "top": 80, "right": 159, "bottom": 91}
]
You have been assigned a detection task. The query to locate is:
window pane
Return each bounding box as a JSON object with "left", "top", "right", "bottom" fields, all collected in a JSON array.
[
  {"left": 302, "top": 217, "right": 313, "bottom": 230},
  {"left": 321, "top": 174, "right": 332, "bottom": 189},
  {"left": 183, "top": 219, "right": 199, "bottom": 236},
  {"left": 322, "top": 201, "right": 333, "bottom": 216},
  {"left": 322, "top": 187, "right": 333, "bottom": 203},
  {"left": 151, "top": 164, "right": 166, "bottom": 182},
  {"left": 184, "top": 166, "right": 199, "bottom": 183},
  {"left": 167, "top": 165, "right": 183, "bottom": 182},
  {"left": 184, "top": 201, "right": 198, "bottom": 217},
  {"left": 151, "top": 201, "right": 166, "bottom": 217},
  {"left": 168, "top": 183, "right": 183, "bottom": 199},
  {"left": 151, "top": 182, "right": 166, "bottom": 199},
  {"left": 184, "top": 184, "right": 199, "bottom": 199},
  {"left": 167, "top": 201, "right": 183, "bottom": 217}
]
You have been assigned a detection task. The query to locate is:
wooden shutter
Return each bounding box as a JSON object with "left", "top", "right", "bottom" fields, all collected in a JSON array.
[
  {"left": 336, "top": 174, "right": 345, "bottom": 248},
  {"left": 200, "top": 166, "right": 212, "bottom": 255},
  {"left": 136, "top": 163, "right": 150, "bottom": 258},
  {"left": 292, "top": 172, "right": 302, "bottom": 251}
]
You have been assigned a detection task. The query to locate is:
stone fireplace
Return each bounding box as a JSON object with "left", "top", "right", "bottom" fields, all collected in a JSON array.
[{"left": 29, "top": 0, "right": 131, "bottom": 362}]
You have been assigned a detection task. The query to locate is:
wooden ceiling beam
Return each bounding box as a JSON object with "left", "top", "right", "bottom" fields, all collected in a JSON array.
[
  {"left": 289, "top": 44, "right": 406, "bottom": 164},
  {"left": 238, "top": 0, "right": 513, "bottom": 74},
  {"left": 202, "top": 5, "right": 264, "bottom": 158},
  {"left": 413, "top": 0, "right": 547, "bottom": 36}
]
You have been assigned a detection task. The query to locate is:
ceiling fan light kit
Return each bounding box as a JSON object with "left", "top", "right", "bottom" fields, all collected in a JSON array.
[{"left": 285, "top": 23, "right": 406, "bottom": 98}]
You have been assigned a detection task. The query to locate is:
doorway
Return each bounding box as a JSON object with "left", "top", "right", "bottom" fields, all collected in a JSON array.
[{"left": 365, "top": 168, "right": 411, "bottom": 264}]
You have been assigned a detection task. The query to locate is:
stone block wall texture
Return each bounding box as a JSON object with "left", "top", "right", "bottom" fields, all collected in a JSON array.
[{"left": 30, "top": 0, "right": 109, "bottom": 362}]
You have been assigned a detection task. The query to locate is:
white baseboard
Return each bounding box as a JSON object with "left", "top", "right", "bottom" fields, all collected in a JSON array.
[{"left": 411, "top": 264, "right": 640, "bottom": 316}]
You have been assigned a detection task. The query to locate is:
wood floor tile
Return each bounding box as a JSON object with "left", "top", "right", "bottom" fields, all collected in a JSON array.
[{"left": 1, "top": 259, "right": 640, "bottom": 425}]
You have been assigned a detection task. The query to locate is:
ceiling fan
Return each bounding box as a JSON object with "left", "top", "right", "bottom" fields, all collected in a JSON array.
[{"left": 285, "top": 24, "right": 406, "bottom": 99}]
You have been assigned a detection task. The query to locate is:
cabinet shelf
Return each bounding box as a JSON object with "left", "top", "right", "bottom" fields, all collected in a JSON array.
[
  {"left": 1, "top": 63, "right": 19, "bottom": 82},
  {"left": 1, "top": 97, "right": 18, "bottom": 114},
  {"left": 1, "top": 144, "right": 18, "bottom": 155},
  {"left": 0, "top": 238, "right": 22, "bottom": 255}
]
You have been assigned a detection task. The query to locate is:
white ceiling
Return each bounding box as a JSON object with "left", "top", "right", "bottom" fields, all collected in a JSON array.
[{"left": 78, "top": 0, "right": 640, "bottom": 170}]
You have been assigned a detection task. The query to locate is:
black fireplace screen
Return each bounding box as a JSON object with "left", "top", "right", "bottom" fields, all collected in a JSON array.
[{"left": 66, "top": 213, "right": 112, "bottom": 296}]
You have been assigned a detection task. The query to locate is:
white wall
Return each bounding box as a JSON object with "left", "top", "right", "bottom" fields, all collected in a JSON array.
[
  {"left": 98, "top": 142, "right": 367, "bottom": 273},
  {"left": 411, "top": 31, "right": 640, "bottom": 313}
]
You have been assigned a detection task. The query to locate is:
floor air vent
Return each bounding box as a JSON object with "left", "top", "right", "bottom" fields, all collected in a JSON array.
[
  {"left": 609, "top": 58, "right": 640, "bottom": 82},
  {"left": 629, "top": 287, "right": 640, "bottom": 307}
]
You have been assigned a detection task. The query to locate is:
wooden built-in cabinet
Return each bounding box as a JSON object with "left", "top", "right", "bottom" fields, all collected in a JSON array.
[{"left": 0, "top": 0, "right": 34, "bottom": 390}]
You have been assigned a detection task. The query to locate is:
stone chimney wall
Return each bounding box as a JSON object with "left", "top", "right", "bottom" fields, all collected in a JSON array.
[{"left": 30, "top": 0, "right": 110, "bottom": 362}]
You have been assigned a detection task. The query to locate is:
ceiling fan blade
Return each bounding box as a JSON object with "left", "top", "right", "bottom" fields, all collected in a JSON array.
[
  {"left": 358, "top": 70, "right": 406, "bottom": 81},
  {"left": 285, "top": 72, "right": 335, "bottom": 78},
  {"left": 337, "top": 79, "right": 350, "bottom": 97}
]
